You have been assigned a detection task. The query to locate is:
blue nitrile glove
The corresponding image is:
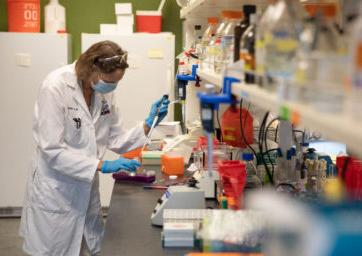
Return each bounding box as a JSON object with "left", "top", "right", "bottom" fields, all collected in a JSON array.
[
  {"left": 101, "top": 157, "right": 141, "bottom": 174},
  {"left": 145, "top": 96, "right": 170, "bottom": 128}
]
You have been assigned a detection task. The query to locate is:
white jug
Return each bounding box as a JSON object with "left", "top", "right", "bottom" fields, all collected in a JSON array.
[{"left": 45, "top": 0, "right": 66, "bottom": 33}]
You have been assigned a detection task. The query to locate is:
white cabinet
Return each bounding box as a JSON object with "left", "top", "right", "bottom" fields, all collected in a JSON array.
[{"left": 0, "top": 33, "right": 71, "bottom": 213}]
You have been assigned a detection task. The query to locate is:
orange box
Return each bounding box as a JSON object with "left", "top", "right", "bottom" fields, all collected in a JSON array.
[{"left": 161, "top": 153, "right": 184, "bottom": 175}]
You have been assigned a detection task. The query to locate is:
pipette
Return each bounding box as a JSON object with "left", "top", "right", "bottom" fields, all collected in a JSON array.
[{"left": 143, "top": 95, "right": 169, "bottom": 150}]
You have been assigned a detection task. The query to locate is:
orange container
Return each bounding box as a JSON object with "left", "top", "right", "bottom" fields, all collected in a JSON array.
[
  {"left": 221, "top": 106, "right": 253, "bottom": 148},
  {"left": 7, "top": 0, "right": 40, "bottom": 32},
  {"left": 161, "top": 153, "right": 184, "bottom": 175}
]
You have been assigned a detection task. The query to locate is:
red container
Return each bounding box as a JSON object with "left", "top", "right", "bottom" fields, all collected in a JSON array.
[
  {"left": 7, "top": 0, "right": 40, "bottom": 32},
  {"left": 221, "top": 106, "right": 253, "bottom": 148},
  {"left": 336, "top": 156, "right": 362, "bottom": 200},
  {"left": 136, "top": 11, "right": 162, "bottom": 33},
  {"left": 218, "top": 160, "right": 246, "bottom": 209}
]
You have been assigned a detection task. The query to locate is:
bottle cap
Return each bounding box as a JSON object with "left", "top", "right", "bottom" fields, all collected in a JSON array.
[
  {"left": 243, "top": 5, "right": 256, "bottom": 15},
  {"left": 221, "top": 10, "right": 243, "bottom": 20},
  {"left": 242, "top": 153, "right": 254, "bottom": 161},
  {"left": 207, "top": 17, "right": 219, "bottom": 24},
  {"left": 304, "top": 4, "right": 337, "bottom": 18}
]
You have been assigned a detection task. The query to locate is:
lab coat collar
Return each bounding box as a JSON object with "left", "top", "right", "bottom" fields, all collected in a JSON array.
[{"left": 64, "top": 62, "right": 92, "bottom": 120}]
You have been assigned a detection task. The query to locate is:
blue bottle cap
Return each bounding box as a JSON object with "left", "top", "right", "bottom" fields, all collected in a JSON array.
[{"left": 242, "top": 153, "right": 254, "bottom": 161}]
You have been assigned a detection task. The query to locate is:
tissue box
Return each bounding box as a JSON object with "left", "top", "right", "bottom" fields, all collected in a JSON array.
[{"left": 115, "top": 3, "right": 132, "bottom": 15}]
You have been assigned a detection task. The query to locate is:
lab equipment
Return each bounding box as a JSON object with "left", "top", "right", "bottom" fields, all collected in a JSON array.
[
  {"left": 145, "top": 94, "right": 170, "bottom": 128},
  {"left": 162, "top": 222, "right": 195, "bottom": 248},
  {"left": 163, "top": 209, "right": 215, "bottom": 227},
  {"left": 101, "top": 158, "right": 141, "bottom": 173},
  {"left": 193, "top": 170, "right": 219, "bottom": 199},
  {"left": 200, "top": 210, "right": 267, "bottom": 252},
  {"left": 45, "top": 0, "right": 66, "bottom": 33},
  {"left": 151, "top": 185, "right": 205, "bottom": 226}
]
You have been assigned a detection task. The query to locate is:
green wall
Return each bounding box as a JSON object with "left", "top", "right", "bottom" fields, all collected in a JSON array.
[{"left": 0, "top": 0, "right": 182, "bottom": 60}]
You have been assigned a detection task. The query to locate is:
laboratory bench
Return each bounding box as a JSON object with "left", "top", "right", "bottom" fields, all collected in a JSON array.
[{"left": 101, "top": 166, "right": 213, "bottom": 256}]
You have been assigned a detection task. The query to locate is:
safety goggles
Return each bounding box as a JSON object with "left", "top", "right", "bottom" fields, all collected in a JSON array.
[{"left": 94, "top": 52, "right": 129, "bottom": 72}]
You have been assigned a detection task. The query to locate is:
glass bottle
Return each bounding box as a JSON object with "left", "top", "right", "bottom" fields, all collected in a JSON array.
[
  {"left": 264, "top": 0, "right": 304, "bottom": 94},
  {"left": 240, "top": 14, "right": 257, "bottom": 84},
  {"left": 205, "top": 11, "right": 229, "bottom": 72},
  {"left": 199, "top": 17, "right": 218, "bottom": 70},
  {"left": 296, "top": 4, "right": 347, "bottom": 113},
  {"left": 234, "top": 5, "right": 257, "bottom": 62},
  {"left": 243, "top": 153, "right": 262, "bottom": 189},
  {"left": 215, "top": 11, "right": 243, "bottom": 74}
]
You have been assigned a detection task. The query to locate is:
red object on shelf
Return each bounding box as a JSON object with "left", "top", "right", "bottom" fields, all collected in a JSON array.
[
  {"left": 218, "top": 160, "right": 246, "bottom": 209},
  {"left": 7, "top": 0, "right": 40, "bottom": 32},
  {"left": 136, "top": 11, "right": 162, "bottom": 33},
  {"left": 336, "top": 156, "right": 362, "bottom": 200},
  {"left": 197, "top": 136, "right": 219, "bottom": 149},
  {"left": 221, "top": 106, "right": 253, "bottom": 148}
]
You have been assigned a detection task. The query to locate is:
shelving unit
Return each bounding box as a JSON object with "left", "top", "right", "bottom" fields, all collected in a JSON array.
[
  {"left": 181, "top": 0, "right": 362, "bottom": 156},
  {"left": 180, "top": 0, "right": 266, "bottom": 19},
  {"left": 196, "top": 68, "right": 362, "bottom": 157}
]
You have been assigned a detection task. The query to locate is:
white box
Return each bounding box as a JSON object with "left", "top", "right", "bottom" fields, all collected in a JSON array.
[
  {"left": 100, "top": 24, "right": 118, "bottom": 35},
  {"left": 117, "top": 24, "right": 133, "bottom": 35},
  {"left": 117, "top": 14, "right": 134, "bottom": 26},
  {"left": 115, "top": 3, "right": 132, "bottom": 15}
]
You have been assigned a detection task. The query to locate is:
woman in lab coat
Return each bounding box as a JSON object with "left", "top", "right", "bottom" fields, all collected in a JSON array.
[{"left": 19, "top": 41, "right": 169, "bottom": 256}]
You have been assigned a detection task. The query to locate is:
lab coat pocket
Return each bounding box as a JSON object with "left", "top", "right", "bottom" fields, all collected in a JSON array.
[
  {"left": 65, "top": 113, "right": 88, "bottom": 147},
  {"left": 31, "top": 173, "right": 75, "bottom": 213}
]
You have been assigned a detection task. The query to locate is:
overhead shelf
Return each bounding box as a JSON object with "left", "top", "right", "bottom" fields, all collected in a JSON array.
[
  {"left": 196, "top": 69, "right": 362, "bottom": 156},
  {"left": 180, "top": 0, "right": 340, "bottom": 19},
  {"left": 180, "top": 0, "right": 268, "bottom": 19}
]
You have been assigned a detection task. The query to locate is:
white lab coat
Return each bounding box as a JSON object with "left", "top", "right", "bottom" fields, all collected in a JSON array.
[{"left": 19, "top": 63, "right": 146, "bottom": 256}]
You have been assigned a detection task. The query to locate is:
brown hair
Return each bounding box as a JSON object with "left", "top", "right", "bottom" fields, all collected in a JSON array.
[{"left": 75, "top": 40, "right": 129, "bottom": 81}]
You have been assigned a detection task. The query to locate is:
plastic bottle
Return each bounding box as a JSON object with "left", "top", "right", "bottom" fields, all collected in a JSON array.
[
  {"left": 199, "top": 17, "right": 218, "bottom": 70},
  {"left": 295, "top": 4, "right": 347, "bottom": 112},
  {"left": 205, "top": 11, "right": 229, "bottom": 72},
  {"left": 240, "top": 14, "right": 257, "bottom": 84},
  {"left": 243, "top": 153, "right": 262, "bottom": 189},
  {"left": 45, "top": 0, "right": 66, "bottom": 33},
  {"left": 234, "top": 5, "right": 257, "bottom": 62},
  {"left": 255, "top": 0, "right": 277, "bottom": 86},
  {"left": 215, "top": 11, "right": 243, "bottom": 74},
  {"left": 7, "top": 0, "right": 41, "bottom": 32},
  {"left": 349, "top": 3, "right": 362, "bottom": 120},
  {"left": 264, "top": 0, "right": 304, "bottom": 93}
]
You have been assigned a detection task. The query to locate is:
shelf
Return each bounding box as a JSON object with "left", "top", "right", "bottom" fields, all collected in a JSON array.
[
  {"left": 180, "top": 0, "right": 340, "bottom": 19},
  {"left": 198, "top": 68, "right": 223, "bottom": 86},
  {"left": 195, "top": 69, "right": 362, "bottom": 156},
  {"left": 180, "top": 0, "right": 268, "bottom": 19},
  {"left": 232, "top": 83, "right": 362, "bottom": 157}
]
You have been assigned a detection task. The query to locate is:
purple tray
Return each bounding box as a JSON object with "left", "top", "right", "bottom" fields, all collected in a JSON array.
[{"left": 112, "top": 172, "right": 156, "bottom": 183}]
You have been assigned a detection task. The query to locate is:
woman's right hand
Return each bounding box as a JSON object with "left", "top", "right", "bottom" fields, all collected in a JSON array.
[{"left": 100, "top": 157, "right": 141, "bottom": 173}]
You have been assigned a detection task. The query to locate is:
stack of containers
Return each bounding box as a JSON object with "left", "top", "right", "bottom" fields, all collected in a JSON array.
[
  {"left": 115, "top": 3, "right": 134, "bottom": 34},
  {"left": 100, "top": 3, "right": 134, "bottom": 35}
]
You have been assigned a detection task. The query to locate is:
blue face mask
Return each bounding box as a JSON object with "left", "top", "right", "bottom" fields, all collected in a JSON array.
[{"left": 92, "top": 80, "right": 118, "bottom": 94}]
